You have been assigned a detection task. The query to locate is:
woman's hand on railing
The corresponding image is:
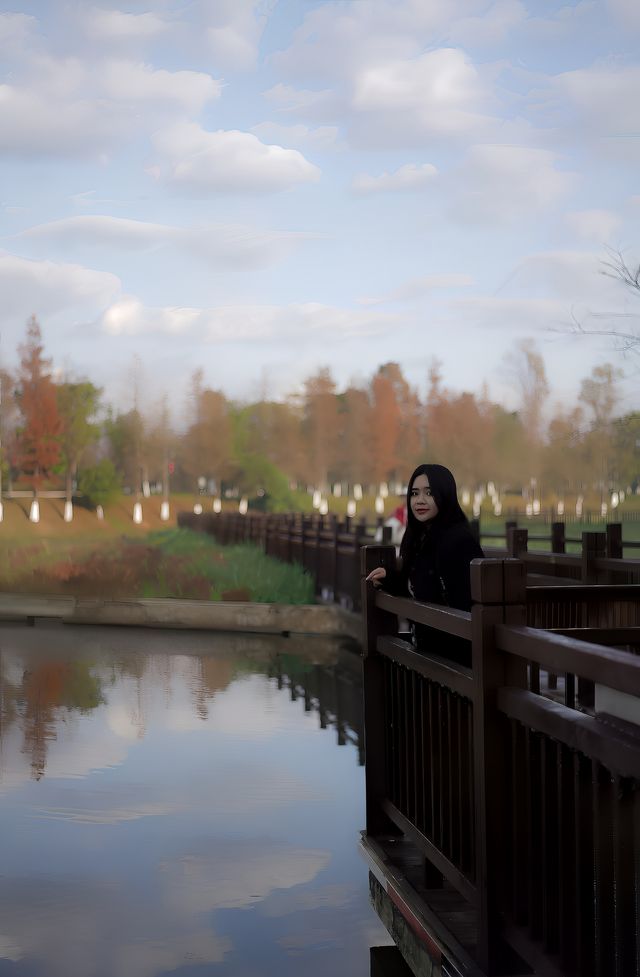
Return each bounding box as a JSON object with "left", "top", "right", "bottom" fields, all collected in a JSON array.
[{"left": 365, "top": 566, "right": 387, "bottom": 588}]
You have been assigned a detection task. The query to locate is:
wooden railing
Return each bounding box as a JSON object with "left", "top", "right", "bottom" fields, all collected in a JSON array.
[
  {"left": 178, "top": 510, "right": 379, "bottom": 611},
  {"left": 361, "top": 547, "right": 640, "bottom": 977},
  {"left": 178, "top": 512, "right": 640, "bottom": 609}
]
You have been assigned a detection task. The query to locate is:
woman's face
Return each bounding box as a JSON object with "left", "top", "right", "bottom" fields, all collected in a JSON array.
[{"left": 410, "top": 473, "right": 439, "bottom": 523}]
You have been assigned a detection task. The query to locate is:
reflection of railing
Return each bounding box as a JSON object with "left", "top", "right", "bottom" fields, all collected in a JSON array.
[
  {"left": 266, "top": 650, "right": 364, "bottom": 764},
  {"left": 362, "top": 546, "right": 640, "bottom": 977}
]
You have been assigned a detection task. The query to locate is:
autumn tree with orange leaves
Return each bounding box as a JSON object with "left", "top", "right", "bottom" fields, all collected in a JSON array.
[{"left": 13, "top": 316, "right": 62, "bottom": 496}]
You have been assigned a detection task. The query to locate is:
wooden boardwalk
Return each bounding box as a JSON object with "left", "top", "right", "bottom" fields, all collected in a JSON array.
[{"left": 360, "top": 549, "right": 640, "bottom": 977}]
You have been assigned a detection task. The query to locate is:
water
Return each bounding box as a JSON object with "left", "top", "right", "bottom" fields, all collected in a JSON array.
[{"left": 0, "top": 623, "right": 391, "bottom": 977}]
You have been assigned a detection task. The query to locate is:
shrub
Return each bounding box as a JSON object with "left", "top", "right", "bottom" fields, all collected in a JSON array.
[{"left": 78, "top": 459, "right": 122, "bottom": 508}]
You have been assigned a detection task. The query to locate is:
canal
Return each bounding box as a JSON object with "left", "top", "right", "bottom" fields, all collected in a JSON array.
[{"left": 0, "top": 622, "right": 393, "bottom": 977}]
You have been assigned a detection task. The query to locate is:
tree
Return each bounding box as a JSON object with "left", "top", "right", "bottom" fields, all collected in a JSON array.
[
  {"left": 370, "top": 365, "right": 402, "bottom": 485},
  {"left": 56, "top": 380, "right": 102, "bottom": 505},
  {"left": 579, "top": 362, "right": 624, "bottom": 491},
  {"left": 302, "top": 368, "right": 339, "bottom": 489},
  {"left": 570, "top": 248, "right": 640, "bottom": 351},
  {"left": 0, "top": 366, "right": 19, "bottom": 496},
  {"left": 542, "top": 405, "right": 586, "bottom": 496},
  {"left": 181, "top": 370, "right": 232, "bottom": 491},
  {"left": 503, "top": 339, "right": 549, "bottom": 488},
  {"left": 104, "top": 406, "right": 147, "bottom": 493},
  {"left": 13, "top": 316, "right": 62, "bottom": 495},
  {"left": 613, "top": 412, "right": 640, "bottom": 490},
  {"left": 78, "top": 458, "right": 122, "bottom": 508},
  {"left": 337, "top": 385, "right": 373, "bottom": 486}
]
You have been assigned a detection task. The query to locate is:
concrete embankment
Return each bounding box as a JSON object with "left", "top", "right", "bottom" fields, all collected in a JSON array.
[{"left": 0, "top": 593, "right": 362, "bottom": 642}]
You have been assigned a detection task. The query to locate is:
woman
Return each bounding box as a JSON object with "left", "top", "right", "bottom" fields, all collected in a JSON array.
[{"left": 366, "top": 464, "right": 484, "bottom": 661}]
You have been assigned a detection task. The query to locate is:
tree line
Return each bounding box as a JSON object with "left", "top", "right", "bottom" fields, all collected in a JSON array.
[{"left": 1, "top": 317, "right": 638, "bottom": 511}]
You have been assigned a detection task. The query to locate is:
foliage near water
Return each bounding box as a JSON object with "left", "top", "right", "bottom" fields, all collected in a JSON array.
[{"left": 0, "top": 528, "right": 315, "bottom": 604}]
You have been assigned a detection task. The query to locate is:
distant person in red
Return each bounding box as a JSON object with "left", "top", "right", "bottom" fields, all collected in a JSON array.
[
  {"left": 366, "top": 464, "right": 483, "bottom": 663},
  {"left": 375, "top": 502, "right": 407, "bottom": 546}
]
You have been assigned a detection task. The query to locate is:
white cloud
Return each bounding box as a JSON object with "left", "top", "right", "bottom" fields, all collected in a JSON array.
[
  {"left": 451, "top": 144, "right": 574, "bottom": 223},
  {"left": 351, "top": 48, "right": 490, "bottom": 141},
  {"left": 0, "top": 252, "right": 120, "bottom": 319},
  {"left": 262, "top": 82, "right": 339, "bottom": 118},
  {"left": 193, "top": 0, "right": 274, "bottom": 71},
  {"left": 537, "top": 62, "right": 640, "bottom": 138},
  {"left": 151, "top": 123, "right": 321, "bottom": 194},
  {"left": 0, "top": 878, "right": 232, "bottom": 977},
  {"left": 0, "top": 83, "right": 125, "bottom": 156},
  {"left": 0, "top": 53, "right": 221, "bottom": 157},
  {"left": 564, "top": 210, "right": 622, "bottom": 243},
  {"left": 99, "top": 298, "right": 397, "bottom": 342},
  {"left": 251, "top": 121, "right": 339, "bottom": 151},
  {"left": 80, "top": 7, "right": 169, "bottom": 42},
  {"left": 0, "top": 11, "right": 36, "bottom": 46},
  {"left": 351, "top": 162, "right": 437, "bottom": 195},
  {"left": 504, "top": 250, "right": 632, "bottom": 307},
  {"left": 448, "top": 0, "right": 527, "bottom": 46},
  {"left": 100, "top": 61, "right": 221, "bottom": 113},
  {"left": 359, "top": 273, "right": 475, "bottom": 306},
  {"left": 161, "top": 844, "right": 331, "bottom": 915},
  {"left": 19, "top": 215, "right": 311, "bottom": 268},
  {"left": 607, "top": 0, "right": 640, "bottom": 29}
]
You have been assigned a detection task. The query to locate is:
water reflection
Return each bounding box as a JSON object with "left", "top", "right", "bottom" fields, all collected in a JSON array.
[{"left": 0, "top": 623, "right": 387, "bottom": 976}]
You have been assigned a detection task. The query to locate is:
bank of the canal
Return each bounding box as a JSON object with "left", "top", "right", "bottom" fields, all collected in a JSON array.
[{"left": 0, "top": 621, "right": 392, "bottom": 977}]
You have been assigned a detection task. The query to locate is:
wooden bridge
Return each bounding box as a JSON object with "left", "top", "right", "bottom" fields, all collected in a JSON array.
[
  {"left": 360, "top": 546, "right": 640, "bottom": 977},
  {"left": 179, "top": 509, "right": 640, "bottom": 975}
]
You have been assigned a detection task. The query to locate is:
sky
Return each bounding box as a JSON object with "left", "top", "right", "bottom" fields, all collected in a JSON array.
[{"left": 1, "top": 0, "right": 639, "bottom": 420}]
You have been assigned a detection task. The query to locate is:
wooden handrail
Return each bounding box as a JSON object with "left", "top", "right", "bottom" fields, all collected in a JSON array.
[{"left": 495, "top": 623, "right": 640, "bottom": 697}]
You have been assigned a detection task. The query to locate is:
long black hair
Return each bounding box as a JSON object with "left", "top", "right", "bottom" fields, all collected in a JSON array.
[{"left": 399, "top": 464, "right": 468, "bottom": 567}]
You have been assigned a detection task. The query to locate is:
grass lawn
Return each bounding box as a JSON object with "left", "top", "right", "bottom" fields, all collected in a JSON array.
[{"left": 0, "top": 527, "right": 314, "bottom": 604}]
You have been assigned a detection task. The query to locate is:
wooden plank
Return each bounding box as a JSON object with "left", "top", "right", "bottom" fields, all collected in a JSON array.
[
  {"left": 377, "top": 635, "right": 474, "bottom": 699},
  {"left": 496, "top": 624, "right": 640, "bottom": 697},
  {"left": 497, "top": 687, "right": 640, "bottom": 780},
  {"left": 380, "top": 799, "right": 478, "bottom": 907},
  {"left": 376, "top": 591, "right": 472, "bottom": 639}
]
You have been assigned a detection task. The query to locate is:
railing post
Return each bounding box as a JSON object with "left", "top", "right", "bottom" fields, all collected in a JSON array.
[
  {"left": 360, "top": 546, "right": 397, "bottom": 655},
  {"left": 507, "top": 526, "right": 528, "bottom": 558},
  {"left": 551, "top": 521, "right": 565, "bottom": 554},
  {"left": 582, "top": 531, "right": 605, "bottom": 584},
  {"left": 605, "top": 522, "right": 622, "bottom": 559},
  {"left": 361, "top": 544, "right": 400, "bottom": 837},
  {"left": 470, "top": 559, "right": 527, "bottom": 974}
]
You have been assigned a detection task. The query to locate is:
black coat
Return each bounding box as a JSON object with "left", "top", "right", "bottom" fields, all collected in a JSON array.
[
  {"left": 385, "top": 520, "right": 484, "bottom": 665},
  {"left": 405, "top": 521, "right": 484, "bottom": 612}
]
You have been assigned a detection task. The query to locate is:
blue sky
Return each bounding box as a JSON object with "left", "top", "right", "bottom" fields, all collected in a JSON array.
[{"left": 1, "top": 0, "right": 639, "bottom": 419}]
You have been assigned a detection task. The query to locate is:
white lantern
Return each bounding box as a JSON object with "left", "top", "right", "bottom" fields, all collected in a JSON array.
[
  {"left": 347, "top": 500, "right": 356, "bottom": 517},
  {"left": 133, "top": 502, "right": 143, "bottom": 524},
  {"left": 213, "top": 498, "right": 222, "bottom": 513},
  {"left": 239, "top": 497, "right": 248, "bottom": 515},
  {"left": 160, "top": 501, "right": 170, "bottom": 521},
  {"left": 375, "top": 496, "right": 384, "bottom": 515}
]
